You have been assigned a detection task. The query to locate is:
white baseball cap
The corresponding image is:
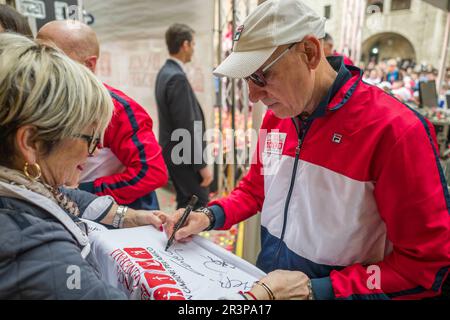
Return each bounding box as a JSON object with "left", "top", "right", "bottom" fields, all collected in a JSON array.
[{"left": 213, "top": 0, "right": 326, "bottom": 79}]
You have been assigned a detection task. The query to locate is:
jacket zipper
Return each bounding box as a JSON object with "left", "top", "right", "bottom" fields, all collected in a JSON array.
[{"left": 273, "top": 114, "right": 310, "bottom": 269}]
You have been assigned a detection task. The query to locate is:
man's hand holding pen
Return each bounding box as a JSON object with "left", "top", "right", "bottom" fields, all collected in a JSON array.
[
  {"left": 159, "top": 199, "right": 314, "bottom": 300},
  {"left": 163, "top": 207, "right": 211, "bottom": 244}
]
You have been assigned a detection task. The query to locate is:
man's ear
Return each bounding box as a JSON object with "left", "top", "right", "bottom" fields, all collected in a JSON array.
[
  {"left": 182, "top": 40, "right": 191, "bottom": 51},
  {"left": 15, "top": 126, "right": 39, "bottom": 166},
  {"left": 84, "top": 56, "right": 98, "bottom": 73},
  {"left": 301, "top": 36, "right": 322, "bottom": 70}
]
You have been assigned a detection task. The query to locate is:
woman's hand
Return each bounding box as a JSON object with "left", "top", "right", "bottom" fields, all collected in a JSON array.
[
  {"left": 162, "top": 208, "right": 210, "bottom": 243},
  {"left": 122, "top": 209, "right": 167, "bottom": 230},
  {"left": 249, "top": 270, "right": 311, "bottom": 300},
  {"left": 102, "top": 204, "right": 165, "bottom": 230}
]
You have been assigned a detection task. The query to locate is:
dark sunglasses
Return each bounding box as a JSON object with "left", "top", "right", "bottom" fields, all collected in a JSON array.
[
  {"left": 245, "top": 42, "right": 298, "bottom": 87},
  {"left": 73, "top": 130, "right": 101, "bottom": 156}
]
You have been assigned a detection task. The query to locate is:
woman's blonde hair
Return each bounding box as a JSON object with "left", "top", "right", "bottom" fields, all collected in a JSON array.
[{"left": 0, "top": 33, "right": 113, "bottom": 165}]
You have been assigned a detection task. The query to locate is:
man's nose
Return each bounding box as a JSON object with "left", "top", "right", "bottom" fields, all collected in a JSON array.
[{"left": 247, "top": 80, "right": 266, "bottom": 103}]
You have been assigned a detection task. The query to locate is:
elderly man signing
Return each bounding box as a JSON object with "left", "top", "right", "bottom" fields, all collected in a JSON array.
[
  {"left": 0, "top": 33, "right": 165, "bottom": 299},
  {"left": 163, "top": 0, "right": 450, "bottom": 300}
]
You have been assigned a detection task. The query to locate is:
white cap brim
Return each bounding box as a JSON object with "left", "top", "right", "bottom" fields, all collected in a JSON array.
[{"left": 213, "top": 47, "right": 277, "bottom": 79}]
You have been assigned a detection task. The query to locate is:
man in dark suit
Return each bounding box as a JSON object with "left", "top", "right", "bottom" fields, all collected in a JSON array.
[{"left": 155, "top": 23, "right": 212, "bottom": 210}]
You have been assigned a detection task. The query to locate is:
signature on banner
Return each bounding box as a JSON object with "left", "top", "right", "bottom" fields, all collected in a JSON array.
[
  {"left": 201, "top": 255, "right": 252, "bottom": 291},
  {"left": 109, "top": 245, "right": 255, "bottom": 300},
  {"left": 162, "top": 248, "right": 253, "bottom": 292}
]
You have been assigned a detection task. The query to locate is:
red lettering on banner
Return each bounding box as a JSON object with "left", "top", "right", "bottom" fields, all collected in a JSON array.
[
  {"left": 137, "top": 259, "right": 166, "bottom": 272},
  {"left": 110, "top": 248, "right": 187, "bottom": 300},
  {"left": 123, "top": 248, "right": 153, "bottom": 259},
  {"left": 110, "top": 249, "right": 142, "bottom": 293},
  {"left": 153, "top": 287, "right": 185, "bottom": 300},
  {"left": 140, "top": 283, "right": 152, "bottom": 300},
  {"left": 144, "top": 273, "right": 177, "bottom": 288}
]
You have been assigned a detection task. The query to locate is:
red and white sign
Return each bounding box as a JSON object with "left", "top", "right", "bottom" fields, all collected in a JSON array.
[
  {"left": 153, "top": 287, "right": 185, "bottom": 300},
  {"left": 89, "top": 225, "right": 266, "bottom": 300},
  {"left": 264, "top": 132, "right": 287, "bottom": 155},
  {"left": 124, "top": 248, "right": 154, "bottom": 259},
  {"left": 136, "top": 259, "right": 166, "bottom": 272},
  {"left": 144, "top": 273, "right": 177, "bottom": 287}
]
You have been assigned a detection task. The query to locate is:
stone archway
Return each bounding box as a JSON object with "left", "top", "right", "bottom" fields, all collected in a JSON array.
[{"left": 361, "top": 32, "right": 416, "bottom": 64}]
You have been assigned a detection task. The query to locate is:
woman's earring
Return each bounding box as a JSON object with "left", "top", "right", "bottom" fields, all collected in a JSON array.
[{"left": 23, "top": 162, "right": 42, "bottom": 180}]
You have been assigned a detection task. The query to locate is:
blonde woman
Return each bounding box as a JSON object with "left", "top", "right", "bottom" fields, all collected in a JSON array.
[{"left": 0, "top": 33, "right": 164, "bottom": 299}]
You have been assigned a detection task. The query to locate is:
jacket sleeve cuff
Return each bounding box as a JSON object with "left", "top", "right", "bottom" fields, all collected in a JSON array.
[
  {"left": 208, "top": 205, "right": 226, "bottom": 229},
  {"left": 311, "top": 277, "right": 335, "bottom": 300},
  {"left": 79, "top": 181, "right": 95, "bottom": 194},
  {"left": 81, "top": 196, "right": 115, "bottom": 222}
]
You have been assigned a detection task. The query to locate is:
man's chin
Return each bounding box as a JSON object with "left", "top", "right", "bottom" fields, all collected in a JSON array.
[{"left": 268, "top": 104, "right": 291, "bottom": 119}]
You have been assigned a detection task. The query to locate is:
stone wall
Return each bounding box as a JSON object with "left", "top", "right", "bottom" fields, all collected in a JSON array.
[{"left": 302, "top": 0, "right": 448, "bottom": 67}]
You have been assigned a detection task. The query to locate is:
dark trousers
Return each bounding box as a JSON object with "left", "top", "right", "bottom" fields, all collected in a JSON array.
[
  {"left": 168, "top": 165, "right": 209, "bottom": 210},
  {"left": 128, "top": 191, "right": 160, "bottom": 211}
]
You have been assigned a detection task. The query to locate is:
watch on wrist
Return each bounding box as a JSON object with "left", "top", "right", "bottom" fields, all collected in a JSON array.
[
  {"left": 198, "top": 207, "right": 215, "bottom": 231},
  {"left": 112, "top": 205, "right": 128, "bottom": 229}
]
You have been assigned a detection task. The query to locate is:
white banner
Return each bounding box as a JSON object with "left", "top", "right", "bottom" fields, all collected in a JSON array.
[{"left": 88, "top": 224, "right": 266, "bottom": 300}]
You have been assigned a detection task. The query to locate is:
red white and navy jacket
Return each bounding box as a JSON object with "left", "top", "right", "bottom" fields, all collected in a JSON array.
[
  {"left": 79, "top": 84, "right": 168, "bottom": 210},
  {"left": 209, "top": 57, "right": 450, "bottom": 299}
]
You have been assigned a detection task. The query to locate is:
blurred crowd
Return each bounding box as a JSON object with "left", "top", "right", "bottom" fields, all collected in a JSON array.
[{"left": 361, "top": 58, "right": 445, "bottom": 106}]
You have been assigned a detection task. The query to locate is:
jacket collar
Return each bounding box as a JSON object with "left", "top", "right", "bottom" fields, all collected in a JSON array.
[
  {"left": 303, "top": 56, "right": 362, "bottom": 121},
  {"left": 327, "top": 58, "right": 363, "bottom": 112},
  {"left": 167, "top": 57, "right": 186, "bottom": 73}
]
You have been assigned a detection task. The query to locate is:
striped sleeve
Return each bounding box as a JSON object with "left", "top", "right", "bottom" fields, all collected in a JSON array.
[{"left": 89, "top": 91, "right": 168, "bottom": 205}]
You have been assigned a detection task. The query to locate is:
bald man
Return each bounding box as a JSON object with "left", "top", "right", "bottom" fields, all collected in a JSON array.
[
  {"left": 322, "top": 33, "right": 354, "bottom": 66},
  {"left": 38, "top": 21, "right": 168, "bottom": 211}
]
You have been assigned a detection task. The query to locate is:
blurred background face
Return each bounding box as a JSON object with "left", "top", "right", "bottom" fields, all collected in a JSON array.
[
  {"left": 0, "top": 24, "right": 4, "bottom": 32},
  {"left": 388, "top": 60, "right": 397, "bottom": 72},
  {"left": 370, "top": 69, "right": 378, "bottom": 79},
  {"left": 392, "top": 80, "right": 404, "bottom": 89},
  {"left": 248, "top": 43, "right": 315, "bottom": 119}
]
